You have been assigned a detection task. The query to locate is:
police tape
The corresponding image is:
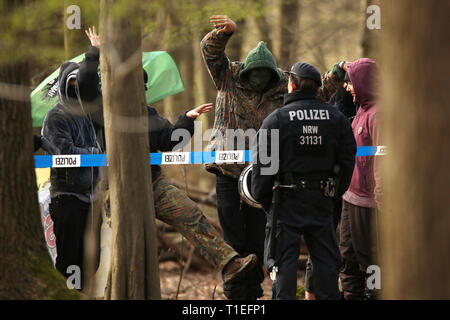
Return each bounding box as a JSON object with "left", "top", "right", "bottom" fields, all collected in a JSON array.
[{"left": 34, "top": 146, "right": 387, "bottom": 168}]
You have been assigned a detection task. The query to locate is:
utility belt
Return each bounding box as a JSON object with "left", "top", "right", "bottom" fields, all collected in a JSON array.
[
  {"left": 298, "top": 178, "right": 336, "bottom": 198},
  {"left": 280, "top": 177, "right": 337, "bottom": 198}
]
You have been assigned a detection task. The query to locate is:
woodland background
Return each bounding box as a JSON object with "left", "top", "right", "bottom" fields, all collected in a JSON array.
[{"left": 4, "top": 0, "right": 448, "bottom": 301}]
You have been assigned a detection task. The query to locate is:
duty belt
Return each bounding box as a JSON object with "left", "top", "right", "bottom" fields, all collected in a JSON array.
[
  {"left": 289, "top": 178, "right": 337, "bottom": 198},
  {"left": 297, "top": 179, "right": 326, "bottom": 190}
]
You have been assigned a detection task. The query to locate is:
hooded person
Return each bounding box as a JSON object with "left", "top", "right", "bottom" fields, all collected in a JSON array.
[
  {"left": 41, "top": 44, "right": 102, "bottom": 286},
  {"left": 201, "top": 15, "right": 289, "bottom": 300},
  {"left": 339, "top": 57, "right": 381, "bottom": 300}
]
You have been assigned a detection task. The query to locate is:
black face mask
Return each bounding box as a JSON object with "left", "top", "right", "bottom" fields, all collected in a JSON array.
[
  {"left": 66, "top": 85, "right": 77, "bottom": 99},
  {"left": 247, "top": 68, "right": 273, "bottom": 92}
]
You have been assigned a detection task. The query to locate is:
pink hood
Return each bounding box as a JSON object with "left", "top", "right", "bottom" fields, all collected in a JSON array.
[{"left": 348, "top": 58, "right": 377, "bottom": 109}]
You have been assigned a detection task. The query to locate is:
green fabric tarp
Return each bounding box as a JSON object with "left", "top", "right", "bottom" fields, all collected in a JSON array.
[{"left": 30, "top": 51, "right": 184, "bottom": 127}]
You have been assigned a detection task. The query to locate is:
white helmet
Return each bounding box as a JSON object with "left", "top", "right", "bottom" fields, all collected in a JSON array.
[{"left": 238, "top": 165, "right": 262, "bottom": 209}]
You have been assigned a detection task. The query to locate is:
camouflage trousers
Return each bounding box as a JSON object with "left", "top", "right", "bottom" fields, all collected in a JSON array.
[{"left": 153, "top": 176, "right": 237, "bottom": 272}]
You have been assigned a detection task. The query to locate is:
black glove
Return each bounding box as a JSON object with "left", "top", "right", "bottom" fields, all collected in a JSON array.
[{"left": 331, "top": 63, "right": 346, "bottom": 82}]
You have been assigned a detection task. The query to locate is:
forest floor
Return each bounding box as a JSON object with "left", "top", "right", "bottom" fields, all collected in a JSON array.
[{"left": 159, "top": 260, "right": 306, "bottom": 300}]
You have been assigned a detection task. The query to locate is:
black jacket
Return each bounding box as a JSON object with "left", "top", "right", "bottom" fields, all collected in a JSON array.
[
  {"left": 145, "top": 106, "right": 195, "bottom": 181},
  {"left": 328, "top": 85, "right": 357, "bottom": 122},
  {"left": 251, "top": 91, "right": 356, "bottom": 209},
  {"left": 42, "top": 46, "right": 101, "bottom": 198},
  {"left": 91, "top": 105, "right": 195, "bottom": 182}
]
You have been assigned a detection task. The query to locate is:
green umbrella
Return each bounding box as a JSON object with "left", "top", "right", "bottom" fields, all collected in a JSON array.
[{"left": 30, "top": 51, "right": 184, "bottom": 127}]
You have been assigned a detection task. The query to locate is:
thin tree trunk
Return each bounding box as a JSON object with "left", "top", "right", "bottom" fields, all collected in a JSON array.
[
  {"left": 255, "top": 13, "right": 272, "bottom": 52},
  {"left": 161, "top": 1, "right": 176, "bottom": 121},
  {"left": 278, "top": 0, "right": 300, "bottom": 70},
  {"left": 63, "top": 0, "right": 99, "bottom": 60},
  {"left": 100, "top": 0, "right": 160, "bottom": 300},
  {"left": 180, "top": 42, "right": 195, "bottom": 111},
  {"left": 379, "top": 0, "right": 450, "bottom": 299},
  {"left": 361, "top": 0, "right": 381, "bottom": 60},
  {"left": 193, "top": 30, "right": 210, "bottom": 130}
]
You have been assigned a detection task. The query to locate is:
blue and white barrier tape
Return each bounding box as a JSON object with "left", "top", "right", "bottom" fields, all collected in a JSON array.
[
  {"left": 355, "top": 146, "right": 387, "bottom": 157},
  {"left": 34, "top": 146, "right": 386, "bottom": 168}
]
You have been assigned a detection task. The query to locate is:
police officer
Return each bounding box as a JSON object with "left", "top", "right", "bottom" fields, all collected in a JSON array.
[{"left": 251, "top": 62, "right": 356, "bottom": 300}]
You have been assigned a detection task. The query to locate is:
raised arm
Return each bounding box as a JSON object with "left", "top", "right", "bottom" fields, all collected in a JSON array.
[
  {"left": 200, "top": 15, "right": 236, "bottom": 90},
  {"left": 148, "top": 103, "right": 213, "bottom": 152},
  {"left": 77, "top": 26, "right": 100, "bottom": 101}
]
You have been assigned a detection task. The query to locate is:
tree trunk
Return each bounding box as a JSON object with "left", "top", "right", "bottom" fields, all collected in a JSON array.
[
  {"left": 180, "top": 42, "right": 195, "bottom": 112},
  {"left": 0, "top": 60, "right": 78, "bottom": 300},
  {"left": 192, "top": 30, "right": 210, "bottom": 130},
  {"left": 255, "top": 13, "right": 272, "bottom": 52},
  {"left": 63, "top": 0, "right": 100, "bottom": 60},
  {"left": 278, "top": 0, "right": 300, "bottom": 70},
  {"left": 379, "top": 0, "right": 450, "bottom": 299},
  {"left": 100, "top": 0, "right": 160, "bottom": 300},
  {"left": 161, "top": 0, "right": 177, "bottom": 121},
  {"left": 361, "top": 0, "right": 381, "bottom": 60}
]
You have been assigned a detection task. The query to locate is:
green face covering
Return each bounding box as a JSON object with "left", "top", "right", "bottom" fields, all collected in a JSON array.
[{"left": 247, "top": 68, "right": 273, "bottom": 92}]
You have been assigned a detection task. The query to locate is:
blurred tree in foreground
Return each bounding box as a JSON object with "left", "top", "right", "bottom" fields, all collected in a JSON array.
[
  {"left": 100, "top": 0, "right": 161, "bottom": 300},
  {"left": 0, "top": 0, "right": 79, "bottom": 299},
  {"left": 379, "top": 0, "right": 450, "bottom": 299}
]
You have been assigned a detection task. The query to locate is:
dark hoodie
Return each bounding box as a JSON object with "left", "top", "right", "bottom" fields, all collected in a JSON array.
[
  {"left": 342, "top": 58, "right": 380, "bottom": 208},
  {"left": 201, "top": 28, "right": 288, "bottom": 178},
  {"left": 42, "top": 46, "right": 101, "bottom": 200}
]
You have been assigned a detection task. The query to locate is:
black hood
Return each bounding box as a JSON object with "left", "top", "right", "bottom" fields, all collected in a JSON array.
[{"left": 57, "top": 61, "right": 80, "bottom": 108}]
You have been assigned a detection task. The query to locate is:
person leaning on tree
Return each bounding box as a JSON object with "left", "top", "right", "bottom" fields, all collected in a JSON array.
[{"left": 200, "top": 15, "right": 289, "bottom": 299}]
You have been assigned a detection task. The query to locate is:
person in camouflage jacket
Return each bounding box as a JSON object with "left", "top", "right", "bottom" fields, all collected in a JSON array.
[{"left": 201, "top": 15, "right": 288, "bottom": 299}]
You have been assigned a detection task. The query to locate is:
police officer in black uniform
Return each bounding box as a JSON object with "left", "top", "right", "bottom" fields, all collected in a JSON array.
[{"left": 251, "top": 62, "right": 356, "bottom": 300}]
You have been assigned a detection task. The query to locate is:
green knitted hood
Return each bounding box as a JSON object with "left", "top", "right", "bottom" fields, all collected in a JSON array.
[{"left": 239, "top": 41, "right": 282, "bottom": 83}]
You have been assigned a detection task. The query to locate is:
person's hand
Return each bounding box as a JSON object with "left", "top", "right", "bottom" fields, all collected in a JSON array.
[
  {"left": 210, "top": 15, "right": 237, "bottom": 35},
  {"left": 331, "top": 63, "right": 346, "bottom": 81},
  {"left": 186, "top": 103, "right": 214, "bottom": 119},
  {"left": 85, "top": 26, "right": 100, "bottom": 48},
  {"left": 338, "top": 60, "right": 351, "bottom": 72}
]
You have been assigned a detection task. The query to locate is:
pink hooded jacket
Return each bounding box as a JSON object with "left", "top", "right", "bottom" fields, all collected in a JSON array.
[{"left": 342, "top": 58, "right": 381, "bottom": 208}]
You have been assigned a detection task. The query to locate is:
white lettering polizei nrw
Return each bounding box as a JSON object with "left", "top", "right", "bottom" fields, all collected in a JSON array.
[{"left": 289, "top": 109, "right": 330, "bottom": 121}]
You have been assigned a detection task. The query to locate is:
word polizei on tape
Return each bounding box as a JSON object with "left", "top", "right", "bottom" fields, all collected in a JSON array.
[
  {"left": 34, "top": 147, "right": 386, "bottom": 168},
  {"left": 52, "top": 155, "right": 81, "bottom": 168}
]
